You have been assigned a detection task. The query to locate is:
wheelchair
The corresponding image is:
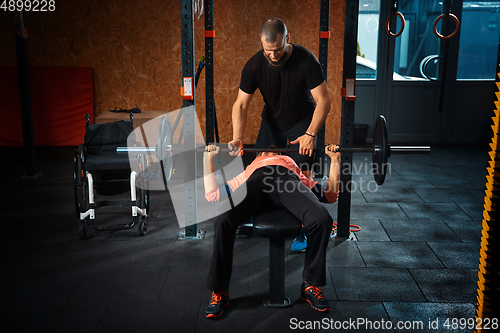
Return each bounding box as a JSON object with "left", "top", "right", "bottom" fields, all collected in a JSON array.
[{"left": 73, "top": 113, "right": 149, "bottom": 240}]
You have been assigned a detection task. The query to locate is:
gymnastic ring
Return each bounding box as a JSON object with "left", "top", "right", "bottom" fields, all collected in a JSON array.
[
  {"left": 433, "top": 13, "right": 460, "bottom": 40},
  {"left": 385, "top": 11, "right": 405, "bottom": 37}
]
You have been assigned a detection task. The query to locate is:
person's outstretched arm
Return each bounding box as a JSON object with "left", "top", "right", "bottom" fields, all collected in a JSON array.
[
  {"left": 290, "top": 82, "right": 331, "bottom": 157},
  {"left": 203, "top": 145, "right": 220, "bottom": 195},
  {"left": 325, "top": 144, "right": 341, "bottom": 194},
  {"left": 228, "top": 89, "right": 253, "bottom": 156}
]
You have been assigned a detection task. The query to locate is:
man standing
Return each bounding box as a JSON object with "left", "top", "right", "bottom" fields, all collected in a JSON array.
[{"left": 228, "top": 18, "right": 331, "bottom": 180}]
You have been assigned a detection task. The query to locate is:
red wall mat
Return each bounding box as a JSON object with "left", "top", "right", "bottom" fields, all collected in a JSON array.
[{"left": 0, "top": 66, "right": 94, "bottom": 146}]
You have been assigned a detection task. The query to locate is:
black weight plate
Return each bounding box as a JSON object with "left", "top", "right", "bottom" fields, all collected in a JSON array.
[{"left": 372, "top": 115, "right": 389, "bottom": 185}]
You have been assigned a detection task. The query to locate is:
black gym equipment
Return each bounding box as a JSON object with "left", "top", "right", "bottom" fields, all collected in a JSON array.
[
  {"left": 166, "top": 0, "right": 432, "bottom": 242},
  {"left": 117, "top": 114, "right": 430, "bottom": 187},
  {"left": 253, "top": 208, "right": 303, "bottom": 308},
  {"left": 313, "top": 0, "right": 331, "bottom": 176},
  {"left": 433, "top": 12, "right": 460, "bottom": 40},
  {"left": 372, "top": 115, "right": 389, "bottom": 185},
  {"left": 180, "top": 0, "right": 198, "bottom": 238},
  {"left": 204, "top": 0, "right": 218, "bottom": 145},
  {"left": 337, "top": 0, "right": 359, "bottom": 239},
  {"left": 73, "top": 113, "right": 149, "bottom": 240},
  {"left": 385, "top": 2, "right": 405, "bottom": 38}
]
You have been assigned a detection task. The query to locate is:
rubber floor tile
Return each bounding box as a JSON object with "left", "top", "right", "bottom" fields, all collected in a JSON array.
[
  {"left": 330, "top": 267, "right": 425, "bottom": 302},
  {"left": 291, "top": 301, "right": 388, "bottom": 333},
  {"left": 444, "top": 220, "right": 482, "bottom": 243},
  {"left": 350, "top": 203, "right": 408, "bottom": 220},
  {"left": 380, "top": 219, "right": 460, "bottom": 242},
  {"left": 357, "top": 242, "right": 443, "bottom": 268},
  {"left": 384, "top": 302, "right": 476, "bottom": 333},
  {"left": 427, "top": 242, "right": 481, "bottom": 269},
  {"left": 361, "top": 187, "right": 423, "bottom": 203},
  {"left": 398, "top": 203, "right": 472, "bottom": 220},
  {"left": 95, "top": 299, "right": 199, "bottom": 333},
  {"left": 414, "top": 188, "right": 479, "bottom": 203},
  {"left": 1, "top": 299, "right": 108, "bottom": 333},
  {"left": 409, "top": 269, "right": 478, "bottom": 303},
  {"left": 70, "top": 265, "right": 169, "bottom": 301},
  {"left": 350, "top": 220, "right": 391, "bottom": 241}
]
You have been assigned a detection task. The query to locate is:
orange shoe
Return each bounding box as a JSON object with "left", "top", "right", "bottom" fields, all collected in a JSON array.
[
  {"left": 300, "top": 282, "right": 330, "bottom": 312},
  {"left": 206, "top": 290, "right": 229, "bottom": 318}
]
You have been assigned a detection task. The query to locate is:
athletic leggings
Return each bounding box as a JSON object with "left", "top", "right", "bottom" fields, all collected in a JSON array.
[{"left": 206, "top": 165, "right": 333, "bottom": 291}]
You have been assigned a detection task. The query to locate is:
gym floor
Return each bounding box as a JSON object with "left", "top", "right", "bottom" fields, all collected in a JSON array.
[{"left": 0, "top": 145, "right": 487, "bottom": 332}]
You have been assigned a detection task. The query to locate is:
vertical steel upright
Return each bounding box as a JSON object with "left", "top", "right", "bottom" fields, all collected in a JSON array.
[
  {"left": 205, "top": 0, "right": 215, "bottom": 144},
  {"left": 337, "top": 0, "right": 359, "bottom": 239},
  {"left": 376, "top": 1, "right": 396, "bottom": 121},
  {"left": 439, "top": 0, "right": 463, "bottom": 141},
  {"left": 181, "top": 0, "right": 197, "bottom": 237},
  {"left": 315, "top": 0, "right": 330, "bottom": 176}
]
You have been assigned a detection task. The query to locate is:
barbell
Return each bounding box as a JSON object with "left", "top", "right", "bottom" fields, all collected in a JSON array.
[{"left": 117, "top": 115, "right": 430, "bottom": 185}]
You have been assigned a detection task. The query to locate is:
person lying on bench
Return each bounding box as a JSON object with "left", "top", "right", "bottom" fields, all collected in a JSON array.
[{"left": 203, "top": 144, "right": 341, "bottom": 318}]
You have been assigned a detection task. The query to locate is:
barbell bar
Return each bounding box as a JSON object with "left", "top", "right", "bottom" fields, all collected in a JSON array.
[
  {"left": 117, "top": 115, "right": 430, "bottom": 185},
  {"left": 117, "top": 145, "right": 429, "bottom": 154}
]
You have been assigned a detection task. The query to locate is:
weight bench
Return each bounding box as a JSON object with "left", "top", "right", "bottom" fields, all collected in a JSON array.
[{"left": 253, "top": 208, "right": 302, "bottom": 307}]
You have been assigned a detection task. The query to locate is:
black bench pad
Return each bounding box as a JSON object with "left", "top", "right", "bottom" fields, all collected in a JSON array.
[{"left": 253, "top": 208, "right": 302, "bottom": 238}]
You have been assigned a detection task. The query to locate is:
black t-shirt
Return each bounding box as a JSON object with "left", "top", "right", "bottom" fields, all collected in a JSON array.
[{"left": 239, "top": 44, "right": 325, "bottom": 128}]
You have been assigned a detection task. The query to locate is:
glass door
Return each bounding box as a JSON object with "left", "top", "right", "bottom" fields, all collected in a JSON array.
[
  {"left": 354, "top": 0, "right": 498, "bottom": 143},
  {"left": 387, "top": 0, "right": 445, "bottom": 142}
]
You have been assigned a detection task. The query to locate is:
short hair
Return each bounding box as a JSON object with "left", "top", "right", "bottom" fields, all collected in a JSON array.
[
  {"left": 260, "top": 18, "right": 288, "bottom": 44},
  {"left": 257, "top": 145, "right": 282, "bottom": 157}
]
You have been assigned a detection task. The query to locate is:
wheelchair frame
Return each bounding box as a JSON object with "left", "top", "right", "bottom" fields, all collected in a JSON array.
[{"left": 73, "top": 113, "right": 150, "bottom": 240}]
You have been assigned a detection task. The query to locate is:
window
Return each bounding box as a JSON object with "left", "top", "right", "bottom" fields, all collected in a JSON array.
[
  {"left": 357, "top": 0, "right": 436, "bottom": 81},
  {"left": 357, "top": 0, "right": 380, "bottom": 79},
  {"left": 393, "top": 1, "right": 443, "bottom": 80},
  {"left": 457, "top": 1, "right": 500, "bottom": 80},
  {"left": 356, "top": 0, "right": 500, "bottom": 81}
]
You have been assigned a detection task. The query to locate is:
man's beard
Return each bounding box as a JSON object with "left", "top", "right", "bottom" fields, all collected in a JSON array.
[{"left": 264, "top": 45, "right": 290, "bottom": 69}]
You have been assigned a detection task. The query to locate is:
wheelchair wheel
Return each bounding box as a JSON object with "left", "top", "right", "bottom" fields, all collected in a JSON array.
[
  {"left": 78, "top": 218, "right": 89, "bottom": 240},
  {"left": 138, "top": 216, "right": 147, "bottom": 236},
  {"left": 77, "top": 181, "right": 90, "bottom": 240},
  {"left": 74, "top": 159, "right": 90, "bottom": 240},
  {"left": 137, "top": 154, "right": 150, "bottom": 216},
  {"left": 73, "top": 177, "right": 80, "bottom": 219},
  {"left": 73, "top": 148, "right": 86, "bottom": 220},
  {"left": 137, "top": 188, "right": 149, "bottom": 236},
  {"left": 142, "top": 189, "right": 150, "bottom": 217}
]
